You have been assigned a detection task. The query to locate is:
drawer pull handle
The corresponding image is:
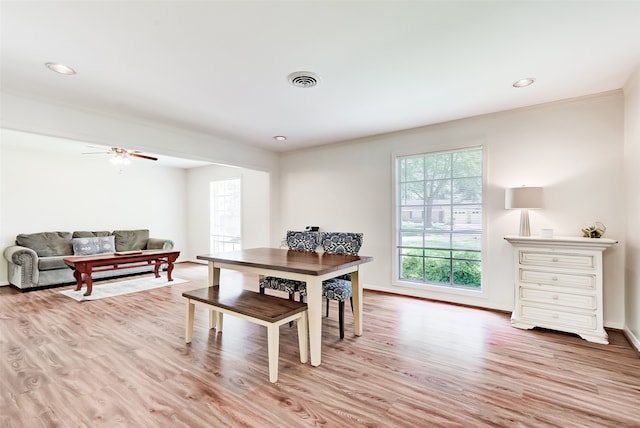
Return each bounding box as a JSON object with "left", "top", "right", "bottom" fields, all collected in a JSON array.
[
  {"left": 552, "top": 276, "right": 558, "bottom": 281},
  {"left": 552, "top": 313, "right": 559, "bottom": 319},
  {"left": 552, "top": 295, "right": 559, "bottom": 300},
  {"left": 552, "top": 257, "right": 559, "bottom": 262}
]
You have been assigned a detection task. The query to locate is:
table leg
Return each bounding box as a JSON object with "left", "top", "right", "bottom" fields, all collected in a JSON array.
[
  {"left": 297, "top": 310, "right": 308, "bottom": 364},
  {"left": 154, "top": 259, "right": 161, "bottom": 278},
  {"left": 351, "top": 269, "right": 363, "bottom": 336},
  {"left": 166, "top": 258, "right": 175, "bottom": 281},
  {"left": 306, "top": 277, "right": 323, "bottom": 367},
  {"left": 73, "top": 269, "right": 82, "bottom": 291},
  {"left": 82, "top": 273, "right": 93, "bottom": 297},
  {"left": 209, "top": 263, "right": 221, "bottom": 286}
]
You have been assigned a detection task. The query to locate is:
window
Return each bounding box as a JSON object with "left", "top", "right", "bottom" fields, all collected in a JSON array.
[
  {"left": 210, "top": 178, "right": 241, "bottom": 253},
  {"left": 395, "top": 147, "right": 482, "bottom": 289}
]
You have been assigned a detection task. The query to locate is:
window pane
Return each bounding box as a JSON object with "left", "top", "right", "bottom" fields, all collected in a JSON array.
[
  {"left": 452, "top": 204, "right": 482, "bottom": 232},
  {"left": 400, "top": 181, "right": 424, "bottom": 205},
  {"left": 401, "top": 206, "right": 425, "bottom": 229},
  {"left": 452, "top": 149, "right": 482, "bottom": 177},
  {"left": 452, "top": 234, "right": 482, "bottom": 251},
  {"left": 400, "top": 156, "right": 424, "bottom": 181},
  {"left": 425, "top": 152, "right": 451, "bottom": 179},
  {"left": 452, "top": 260, "right": 481, "bottom": 287},
  {"left": 425, "top": 257, "right": 451, "bottom": 284},
  {"left": 452, "top": 177, "right": 482, "bottom": 203},
  {"left": 424, "top": 233, "right": 450, "bottom": 249},
  {"left": 426, "top": 179, "right": 451, "bottom": 203},
  {"left": 401, "top": 255, "right": 424, "bottom": 280},
  {"left": 400, "top": 231, "right": 423, "bottom": 248}
]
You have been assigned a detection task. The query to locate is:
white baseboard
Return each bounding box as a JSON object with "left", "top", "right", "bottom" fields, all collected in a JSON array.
[{"left": 623, "top": 326, "right": 640, "bottom": 352}]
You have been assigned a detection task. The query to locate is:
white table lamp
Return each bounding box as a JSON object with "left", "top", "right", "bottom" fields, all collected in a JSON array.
[{"left": 505, "top": 186, "right": 543, "bottom": 236}]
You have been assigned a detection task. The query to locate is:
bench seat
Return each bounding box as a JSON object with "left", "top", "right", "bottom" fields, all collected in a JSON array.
[{"left": 182, "top": 286, "right": 308, "bottom": 383}]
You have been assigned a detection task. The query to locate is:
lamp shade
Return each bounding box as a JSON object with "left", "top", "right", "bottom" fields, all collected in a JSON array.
[{"left": 505, "top": 187, "right": 543, "bottom": 209}]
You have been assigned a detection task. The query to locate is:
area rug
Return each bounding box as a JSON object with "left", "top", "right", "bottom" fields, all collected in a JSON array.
[{"left": 60, "top": 276, "right": 187, "bottom": 301}]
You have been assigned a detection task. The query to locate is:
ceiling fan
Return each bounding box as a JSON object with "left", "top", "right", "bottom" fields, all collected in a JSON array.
[
  {"left": 83, "top": 146, "right": 158, "bottom": 161},
  {"left": 83, "top": 146, "right": 158, "bottom": 173}
]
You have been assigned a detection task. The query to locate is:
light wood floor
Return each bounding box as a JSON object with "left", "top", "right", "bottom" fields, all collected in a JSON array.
[{"left": 1, "top": 262, "right": 638, "bottom": 427}]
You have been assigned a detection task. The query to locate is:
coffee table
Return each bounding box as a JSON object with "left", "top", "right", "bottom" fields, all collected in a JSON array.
[{"left": 64, "top": 250, "right": 180, "bottom": 296}]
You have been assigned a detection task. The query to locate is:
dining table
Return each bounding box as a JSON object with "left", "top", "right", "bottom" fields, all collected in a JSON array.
[{"left": 197, "top": 247, "right": 373, "bottom": 367}]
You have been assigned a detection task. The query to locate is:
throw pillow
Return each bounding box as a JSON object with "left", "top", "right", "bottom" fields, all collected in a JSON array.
[
  {"left": 16, "top": 232, "right": 73, "bottom": 257},
  {"left": 72, "top": 236, "right": 116, "bottom": 255},
  {"left": 113, "top": 229, "right": 149, "bottom": 251}
]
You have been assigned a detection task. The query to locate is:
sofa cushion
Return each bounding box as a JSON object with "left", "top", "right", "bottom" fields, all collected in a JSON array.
[
  {"left": 113, "top": 229, "right": 149, "bottom": 251},
  {"left": 39, "top": 256, "right": 69, "bottom": 271},
  {"left": 16, "top": 232, "right": 73, "bottom": 257},
  {"left": 72, "top": 231, "right": 111, "bottom": 238},
  {"left": 72, "top": 236, "right": 116, "bottom": 255}
]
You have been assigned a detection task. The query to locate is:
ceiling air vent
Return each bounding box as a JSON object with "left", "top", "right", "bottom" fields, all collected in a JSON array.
[{"left": 288, "top": 71, "right": 320, "bottom": 88}]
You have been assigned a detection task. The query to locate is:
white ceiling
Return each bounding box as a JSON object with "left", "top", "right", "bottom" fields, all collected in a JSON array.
[{"left": 2, "top": 1, "right": 640, "bottom": 154}]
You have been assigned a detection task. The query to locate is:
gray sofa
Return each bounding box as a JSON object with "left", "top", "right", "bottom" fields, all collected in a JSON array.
[{"left": 3, "top": 229, "right": 174, "bottom": 290}]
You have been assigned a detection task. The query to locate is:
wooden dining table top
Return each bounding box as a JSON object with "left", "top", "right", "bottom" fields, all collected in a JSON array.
[{"left": 196, "top": 247, "right": 373, "bottom": 276}]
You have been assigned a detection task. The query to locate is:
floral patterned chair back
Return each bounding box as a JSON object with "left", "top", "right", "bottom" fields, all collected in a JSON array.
[
  {"left": 286, "top": 230, "right": 321, "bottom": 252},
  {"left": 320, "top": 232, "right": 363, "bottom": 255}
]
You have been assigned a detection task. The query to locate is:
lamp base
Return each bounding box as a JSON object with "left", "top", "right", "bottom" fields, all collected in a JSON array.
[{"left": 519, "top": 209, "right": 531, "bottom": 236}]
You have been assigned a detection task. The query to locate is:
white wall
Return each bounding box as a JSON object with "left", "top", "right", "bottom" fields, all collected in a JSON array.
[
  {"left": 0, "top": 129, "right": 187, "bottom": 284},
  {"left": 185, "top": 164, "right": 271, "bottom": 262},
  {"left": 278, "top": 92, "right": 627, "bottom": 328},
  {"left": 624, "top": 67, "right": 640, "bottom": 348}
]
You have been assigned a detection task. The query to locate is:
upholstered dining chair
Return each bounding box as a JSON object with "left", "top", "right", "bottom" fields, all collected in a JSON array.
[
  {"left": 299, "top": 231, "right": 364, "bottom": 339},
  {"left": 259, "top": 230, "right": 320, "bottom": 301}
]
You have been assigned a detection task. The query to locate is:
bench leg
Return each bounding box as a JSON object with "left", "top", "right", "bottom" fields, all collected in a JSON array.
[
  {"left": 185, "top": 300, "right": 195, "bottom": 343},
  {"left": 267, "top": 324, "right": 279, "bottom": 383},
  {"left": 208, "top": 308, "right": 217, "bottom": 330},
  {"left": 216, "top": 312, "right": 224, "bottom": 331},
  {"left": 208, "top": 309, "right": 224, "bottom": 331},
  {"left": 297, "top": 311, "right": 308, "bottom": 364}
]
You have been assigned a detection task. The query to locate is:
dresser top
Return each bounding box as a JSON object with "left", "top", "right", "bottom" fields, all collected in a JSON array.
[{"left": 504, "top": 235, "right": 618, "bottom": 249}]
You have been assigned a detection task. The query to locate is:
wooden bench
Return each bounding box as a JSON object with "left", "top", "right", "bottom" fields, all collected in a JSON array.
[{"left": 182, "top": 286, "right": 308, "bottom": 383}]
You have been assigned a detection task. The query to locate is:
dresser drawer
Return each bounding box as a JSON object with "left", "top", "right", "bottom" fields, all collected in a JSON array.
[
  {"left": 519, "top": 287, "right": 596, "bottom": 310},
  {"left": 519, "top": 251, "right": 594, "bottom": 269},
  {"left": 520, "top": 304, "right": 597, "bottom": 331},
  {"left": 519, "top": 269, "right": 595, "bottom": 290}
]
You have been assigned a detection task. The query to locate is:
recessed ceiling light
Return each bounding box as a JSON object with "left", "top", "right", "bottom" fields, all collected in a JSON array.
[
  {"left": 45, "top": 62, "right": 76, "bottom": 75},
  {"left": 513, "top": 78, "right": 535, "bottom": 88},
  {"left": 273, "top": 136, "right": 287, "bottom": 141}
]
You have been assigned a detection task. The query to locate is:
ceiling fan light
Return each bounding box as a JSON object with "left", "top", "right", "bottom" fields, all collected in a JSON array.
[{"left": 110, "top": 154, "right": 130, "bottom": 166}]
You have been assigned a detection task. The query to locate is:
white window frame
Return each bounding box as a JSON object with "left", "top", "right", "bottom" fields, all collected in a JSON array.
[
  {"left": 210, "top": 177, "right": 242, "bottom": 253},
  {"left": 391, "top": 144, "right": 488, "bottom": 298}
]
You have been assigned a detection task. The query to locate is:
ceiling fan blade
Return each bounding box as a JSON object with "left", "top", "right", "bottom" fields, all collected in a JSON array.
[
  {"left": 129, "top": 153, "right": 158, "bottom": 161},
  {"left": 81, "top": 151, "right": 111, "bottom": 155}
]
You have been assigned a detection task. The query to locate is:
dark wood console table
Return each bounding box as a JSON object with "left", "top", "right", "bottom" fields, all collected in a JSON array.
[{"left": 64, "top": 250, "right": 180, "bottom": 296}]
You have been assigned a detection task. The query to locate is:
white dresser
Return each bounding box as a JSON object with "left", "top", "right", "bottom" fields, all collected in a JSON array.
[{"left": 504, "top": 236, "right": 617, "bottom": 344}]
